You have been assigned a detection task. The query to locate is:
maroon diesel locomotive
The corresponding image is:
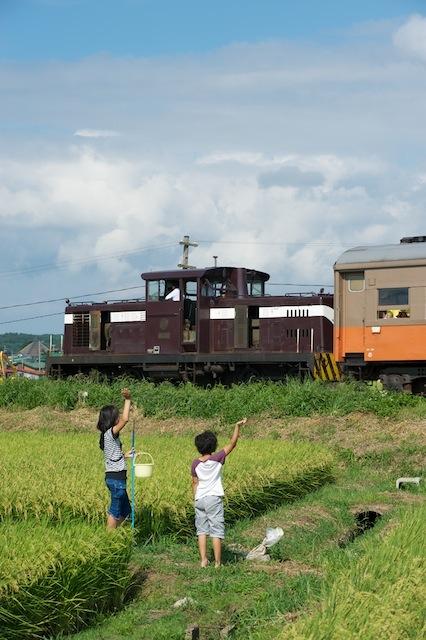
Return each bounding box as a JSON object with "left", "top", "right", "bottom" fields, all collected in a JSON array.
[{"left": 47, "top": 265, "right": 338, "bottom": 382}]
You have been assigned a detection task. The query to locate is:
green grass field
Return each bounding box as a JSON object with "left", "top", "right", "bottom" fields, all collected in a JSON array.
[
  {"left": 280, "top": 504, "right": 426, "bottom": 639},
  {"left": 0, "top": 379, "right": 424, "bottom": 639}
]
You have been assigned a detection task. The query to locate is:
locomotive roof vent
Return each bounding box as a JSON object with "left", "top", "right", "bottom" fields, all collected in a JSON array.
[{"left": 400, "top": 236, "right": 426, "bottom": 244}]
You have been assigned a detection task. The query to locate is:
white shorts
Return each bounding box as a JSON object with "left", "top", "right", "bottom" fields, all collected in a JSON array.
[{"left": 194, "top": 495, "right": 225, "bottom": 539}]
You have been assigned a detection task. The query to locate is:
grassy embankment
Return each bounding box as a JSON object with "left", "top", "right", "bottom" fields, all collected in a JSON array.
[
  {"left": 2, "top": 376, "right": 426, "bottom": 419},
  {"left": 280, "top": 503, "right": 425, "bottom": 639}
]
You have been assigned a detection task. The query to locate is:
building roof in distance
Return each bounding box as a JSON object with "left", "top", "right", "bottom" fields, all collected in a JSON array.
[{"left": 18, "top": 341, "right": 49, "bottom": 357}]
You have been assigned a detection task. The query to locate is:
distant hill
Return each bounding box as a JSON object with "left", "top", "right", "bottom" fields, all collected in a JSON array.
[{"left": 0, "top": 333, "right": 62, "bottom": 355}]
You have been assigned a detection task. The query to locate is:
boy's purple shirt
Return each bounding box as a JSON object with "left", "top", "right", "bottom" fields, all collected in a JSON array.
[{"left": 191, "top": 449, "right": 226, "bottom": 476}]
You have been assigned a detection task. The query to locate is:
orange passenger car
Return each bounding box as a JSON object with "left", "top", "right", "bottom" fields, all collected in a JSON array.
[{"left": 334, "top": 236, "right": 426, "bottom": 393}]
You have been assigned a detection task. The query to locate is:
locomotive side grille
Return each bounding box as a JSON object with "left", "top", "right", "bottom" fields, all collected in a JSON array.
[{"left": 72, "top": 313, "right": 90, "bottom": 348}]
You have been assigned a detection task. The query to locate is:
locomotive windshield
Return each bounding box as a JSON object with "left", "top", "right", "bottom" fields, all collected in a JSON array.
[
  {"left": 148, "top": 279, "right": 183, "bottom": 301},
  {"left": 201, "top": 277, "right": 229, "bottom": 298},
  {"left": 148, "top": 280, "right": 165, "bottom": 301},
  {"left": 248, "top": 279, "right": 264, "bottom": 296}
]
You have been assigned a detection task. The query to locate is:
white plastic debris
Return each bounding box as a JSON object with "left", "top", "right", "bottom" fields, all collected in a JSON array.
[
  {"left": 396, "top": 477, "right": 421, "bottom": 490},
  {"left": 264, "top": 527, "right": 284, "bottom": 547},
  {"left": 173, "top": 596, "right": 197, "bottom": 609},
  {"left": 77, "top": 390, "right": 88, "bottom": 404},
  {"left": 246, "top": 527, "right": 284, "bottom": 561}
]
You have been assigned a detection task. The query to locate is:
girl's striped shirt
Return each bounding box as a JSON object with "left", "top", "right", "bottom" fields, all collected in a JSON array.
[{"left": 103, "top": 428, "right": 126, "bottom": 477}]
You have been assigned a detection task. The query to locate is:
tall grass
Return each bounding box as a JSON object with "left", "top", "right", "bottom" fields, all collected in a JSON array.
[
  {"left": 1, "top": 377, "right": 425, "bottom": 419},
  {"left": 0, "top": 433, "right": 335, "bottom": 537},
  {"left": 0, "top": 519, "right": 133, "bottom": 640},
  {"left": 280, "top": 504, "right": 426, "bottom": 639}
]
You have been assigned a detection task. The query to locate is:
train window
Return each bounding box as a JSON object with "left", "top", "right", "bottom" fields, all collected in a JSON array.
[
  {"left": 378, "top": 288, "right": 409, "bottom": 306},
  {"left": 377, "top": 308, "right": 410, "bottom": 319},
  {"left": 185, "top": 281, "right": 197, "bottom": 300},
  {"left": 346, "top": 272, "right": 365, "bottom": 292},
  {"left": 201, "top": 278, "right": 221, "bottom": 297},
  {"left": 249, "top": 281, "right": 264, "bottom": 296},
  {"left": 148, "top": 280, "right": 165, "bottom": 301}
]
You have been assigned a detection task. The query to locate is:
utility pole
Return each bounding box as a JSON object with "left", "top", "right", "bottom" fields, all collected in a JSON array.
[
  {"left": 213, "top": 255, "right": 218, "bottom": 267},
  {"left": 178, "top": 235, "right": 198, "bottom": 269}
]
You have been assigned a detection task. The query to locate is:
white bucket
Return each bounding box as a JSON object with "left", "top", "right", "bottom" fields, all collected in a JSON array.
[{"left": 134, "top": 452, "right": 154, "bottom": 478}]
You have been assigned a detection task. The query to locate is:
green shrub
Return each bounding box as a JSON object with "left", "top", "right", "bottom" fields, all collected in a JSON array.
[{"left": 1, "top": 377, "right": 425, "bottom": 419}]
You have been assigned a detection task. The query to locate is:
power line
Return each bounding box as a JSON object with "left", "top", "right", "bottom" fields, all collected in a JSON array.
[
  {"left": 1, "top": 282, "right": 332, "bottom": 312},
  {"left": 1, "top": 287, "right": 335, "bottom": 326},
  {"left": 0, "top": 312, "right": 64, "bottom": 326},
  {"left": 0, "top": 285, "right": 144, "bottom": 311},
  {"left": 0, "top": 242, "right": 175, "bottom": 279},
  {"left": 268, "top": 282, "right": 333, "bottom": 288},
  {"left": 196, "top": 239, "right": 353, "bottom": 247},
  {"left": 0, "top": 235, "right": 335, "bottom": 324},
  {"left": 0, "top": 238, "right": 347, "bottom": 280},
  {"left": 0, "top": 237, "right": 361, "bottom": 280}
]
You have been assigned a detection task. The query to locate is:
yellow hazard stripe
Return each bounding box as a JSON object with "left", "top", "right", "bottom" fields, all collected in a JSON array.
[{"left": 313, "top": 352, "right": 341, "bottom": 381}]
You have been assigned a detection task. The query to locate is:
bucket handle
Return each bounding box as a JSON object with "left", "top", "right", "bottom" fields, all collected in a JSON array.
[{"left": 134, "top": 451, "right": 154, "bottom": 464}]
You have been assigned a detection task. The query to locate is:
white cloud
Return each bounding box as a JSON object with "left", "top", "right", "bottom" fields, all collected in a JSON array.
[
  {"left": 0, "top": 147, "right": 417, "bottom": 284},
  {"left": 74, "top": 129, "right": 120, "bottom": 138},
  {"left": 393, "top": 14, "right": 426, "bottom": 62},
  {"left": 197, "top": 151, "right": 268, "bottom": 167},
  {"left": 1, "top": 20, "right": 426, "bottom": 330}
]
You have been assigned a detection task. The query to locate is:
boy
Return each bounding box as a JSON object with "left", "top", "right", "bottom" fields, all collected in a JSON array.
[{"left": 191, "top": 418, "right": 247, "bottom": 567}]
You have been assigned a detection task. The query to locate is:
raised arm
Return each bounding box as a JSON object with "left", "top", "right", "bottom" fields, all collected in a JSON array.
[
  {"left": 112, "top": 388, "right": 132, "bottom": 435},
  {"left": 223, "top": 418, "right": 247, "bottom": 456}
]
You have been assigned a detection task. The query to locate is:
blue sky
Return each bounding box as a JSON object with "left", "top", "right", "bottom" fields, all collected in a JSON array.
[
  {"left": 0, "top": 0, "right": 424, "bottom": 60},
  {"left": 1, "top": 2, "right": 426, "bottom": 333}
]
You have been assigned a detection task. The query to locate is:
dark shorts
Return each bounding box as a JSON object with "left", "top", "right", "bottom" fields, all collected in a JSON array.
[{"left": 105, "top": 477, "right": 131, "bottom": 520}]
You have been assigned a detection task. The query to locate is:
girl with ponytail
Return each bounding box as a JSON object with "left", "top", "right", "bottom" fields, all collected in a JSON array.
[{"left": 97, "top": 388, "right": 133, "bottom": 529}]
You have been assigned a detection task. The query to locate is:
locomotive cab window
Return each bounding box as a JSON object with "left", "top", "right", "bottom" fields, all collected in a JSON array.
[
  {"left": 147, "top": 280, "right": 165, "bottom": 301},
  {"left": 184, "top": 280, "right": 197, "bottom": 300},
  {"left": 346, "top": 272, "right": 365, "bottom": 292},
  {"left": 201, "top": 278, "right": 221, "bottom": 297},
  {"left": 249, "top": 280, "right": 264, "bottom": 296}
]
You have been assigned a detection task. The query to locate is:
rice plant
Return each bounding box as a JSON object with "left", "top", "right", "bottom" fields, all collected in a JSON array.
[
  {"left": 0, "top": 519, "right": 133, "bottom": 640},
  {"left": 0, "top": 433, "right": 335, "bottom": 537}
]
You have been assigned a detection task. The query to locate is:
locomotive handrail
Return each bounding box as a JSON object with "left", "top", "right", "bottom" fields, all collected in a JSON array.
[{"left": 67, "top": 298, "right": 145, "bottom": 306}]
